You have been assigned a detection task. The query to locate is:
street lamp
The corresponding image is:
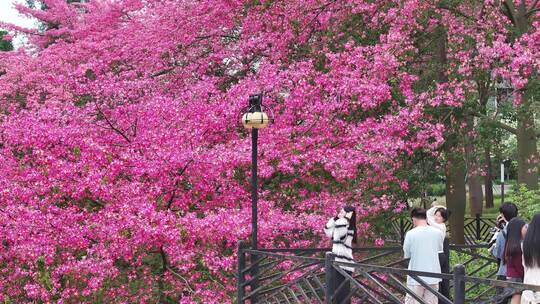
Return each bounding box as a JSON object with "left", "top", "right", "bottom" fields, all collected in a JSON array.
[
  {"left": 241, "top": 94, "right": 270, "bottom": 303},
  {"left": 241, "top": 94, "right": 270, "bottom": 250}
]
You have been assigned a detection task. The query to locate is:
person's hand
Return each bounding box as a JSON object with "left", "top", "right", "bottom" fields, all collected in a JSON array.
[
  {"left": 488, "top": 243, "right": 496, "bottom": 254},
  {"left": 496, "top": 214, "right": 507, "bottom": 229}
]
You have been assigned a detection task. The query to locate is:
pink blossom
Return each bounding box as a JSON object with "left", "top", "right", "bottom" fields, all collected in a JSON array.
[{"left": 0, "top": 0, "right": 513, "bottom": 302}]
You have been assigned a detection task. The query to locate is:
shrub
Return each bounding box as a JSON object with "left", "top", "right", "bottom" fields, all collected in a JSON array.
[
  {"left": 511, "top": 184, "right": 540, "bottom": 221},
  {"left": 428, "top": 183, "right": 446, "bottom": 197}
]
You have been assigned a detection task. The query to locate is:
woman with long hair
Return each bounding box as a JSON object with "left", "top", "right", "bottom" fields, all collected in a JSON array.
[
  {"left": 504, "top": 218, "right": 527, "bottom": 304},
  {"left": 324, "top": 205, "right": 357, "bottom": 304},
  {"left": 522, "top": 213, "right": 540, "bottom": 304}
]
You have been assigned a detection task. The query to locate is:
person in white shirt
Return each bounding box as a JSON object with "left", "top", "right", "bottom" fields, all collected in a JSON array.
[{"left": 404, "top": 208, "right": 444, "bottom": 304}]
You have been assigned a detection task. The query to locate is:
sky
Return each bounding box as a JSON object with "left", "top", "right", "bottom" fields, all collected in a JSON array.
[{"left": 0, "top": 0, "right": 38, "bottom": 47}]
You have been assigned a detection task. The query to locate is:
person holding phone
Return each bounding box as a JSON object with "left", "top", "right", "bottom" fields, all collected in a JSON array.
[{"left": 324, "top": 206, "right": 357, "bottom": 304}]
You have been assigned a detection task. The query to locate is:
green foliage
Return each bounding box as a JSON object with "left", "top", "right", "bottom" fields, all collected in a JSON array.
[
  {"left": 0, "top": 31, "right": 14, "bottom": 52},
  {"left": 73, "top": 146, "right": 81, "bottom": 157},
  {"left": 37, "top": 256, "right": 53, "bottom": 292},
  {"left": 510, "top": 184, "right": 540, "bottom": 221},
  {"left": 397, "top": 150, "right": 444, "bottom": 200},
  {"left": 428, "top": 182, "right": 446, "bottom": 196}
]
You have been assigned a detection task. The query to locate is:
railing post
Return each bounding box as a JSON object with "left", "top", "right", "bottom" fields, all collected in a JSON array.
[
  {"left": 475, "top": 213, "right": 481, "bottom": 241},
  {"left": 453, "top": 264, "right": 465, "bottom": 304},
  {"left": 400, "top": 217, "right": 405, "bottom": 245},
  {"left": 325, "top": 252, "right": 336, "bottom": 304},
  {"left": 251, "top": 252, "right": 259, "bottom": 303},
  {"left": 237, "top": 241, "right": 247, "bottom": 304}
]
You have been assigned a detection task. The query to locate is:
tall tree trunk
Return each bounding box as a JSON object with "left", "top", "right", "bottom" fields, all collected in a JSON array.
[
  {"left": 445, "top": 135, "right": 467, "bottom": 244},
  {"left": 504, "top": 2, "right": 539, "bottom": 190},
  {"left": 465, "top": 115, "right": 484, "bottom": 216},
  {"left": 437, "top": 28, "right": 466, "bottom": 244},
  {"left": 484, "top": 146, "right": 494, "bottom": 208},
  {"left": 516, "top": 98, "right": 539, "bottom": 189}
]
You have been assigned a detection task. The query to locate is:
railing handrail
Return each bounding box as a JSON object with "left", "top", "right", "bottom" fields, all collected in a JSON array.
[
  {"left": 243, "top": 249, "right": 325, "bottom": 262},
  {"left": 449, "top": 244, "right": 490, "bottom": 249},
  {"left": 462, "top": 274, "right": 540, "bottom": 291},
  {"left": 332, "top": 260, "right": 455, "bottom": 280},
  {"left": 256, "top": 244, "right": 489, "bottom": 251},
  {"left": 253, "top": 246, "right": 403, "bottom": 253},
  {"left": 464, "top": 216, "right": 497, "bottom": 219}
]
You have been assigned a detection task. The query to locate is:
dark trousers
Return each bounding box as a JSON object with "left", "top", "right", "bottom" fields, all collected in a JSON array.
[
  {"left": 438, "top": 252, "right": 450, "bottom": 302},
  {"left": 335, "top": 269, "right": 351, "bottom": 304},
  {"left": 438, "top": 238, "right": 450, "bottom": 304}
]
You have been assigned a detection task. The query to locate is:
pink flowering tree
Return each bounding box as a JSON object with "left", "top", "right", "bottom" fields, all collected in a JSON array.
[
  {"left": 0, "top": 0, "right": 445, "bottom": 302},
  {"left": 445, "top": 0, "right": 540, "bottom": 190}
]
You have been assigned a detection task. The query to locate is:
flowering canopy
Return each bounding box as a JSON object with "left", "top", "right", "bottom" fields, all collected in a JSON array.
[{"left": 0, "top": 0, "right": 473, "bottom": 302}]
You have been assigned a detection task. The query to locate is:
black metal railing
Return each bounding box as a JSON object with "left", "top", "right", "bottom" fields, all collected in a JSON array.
[
  {"left": 390, "top": 215, "right": 498, "bottom": 245},
  {"left": 237, "top": 242, "right": 540, "bottom": 303},
  {"left": 328, "top": 255, "right": 454, "bottom": 304},
  {"left": 327, "top": 256, "right": 540, "bottom": 304}
]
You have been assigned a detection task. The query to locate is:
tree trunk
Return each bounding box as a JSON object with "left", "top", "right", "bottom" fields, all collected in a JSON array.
[
  {"left": 465, "top": 115, "right": 484, "bottom": 216},
  {"left": 437, "top": 28, "right": 466, "bottom": 244},
  {"left": 446, "top": 139, "right": 467, "bottom": 244},
  {"left": 516, "top": 100, "right": 539, "bottom": 189},
  {"left": 484, "top": 146, "right": 494, "bottom": 208},
  {"left": 504, "top": 3, "right": 539, "bottom": 190}
]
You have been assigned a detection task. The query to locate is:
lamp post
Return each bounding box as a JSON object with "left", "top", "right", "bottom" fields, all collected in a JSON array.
[
  {"left": 241, "top": 94, "right": 270, "bottom": 303},
  {"left": 242, "top": 94, "right": 269, "bottom": 249}
]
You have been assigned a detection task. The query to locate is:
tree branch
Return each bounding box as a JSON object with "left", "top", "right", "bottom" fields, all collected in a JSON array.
[
  {"left": 95, "top": 105, "right": 132, "bottom": 143},
  {"left": 166, "top": 159, "right": 194, "bottom": 210},
  {"left": 526, "top": 7, "right": 540, "bottom": 17},
  {"left": 151, "top": 66, "right": 176, "bottom": 78},
  {"left": 160, "top": 246, "right": 167, "bottom": 273},
  {"left": 503, "top": 0, "right": 518, "bottom": 25},
  {"left": 166, "top": 266, "right": 195, "bottom": 293},
  {"left": 528, "top": 0, "right": 540, "bottom": 13}
]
